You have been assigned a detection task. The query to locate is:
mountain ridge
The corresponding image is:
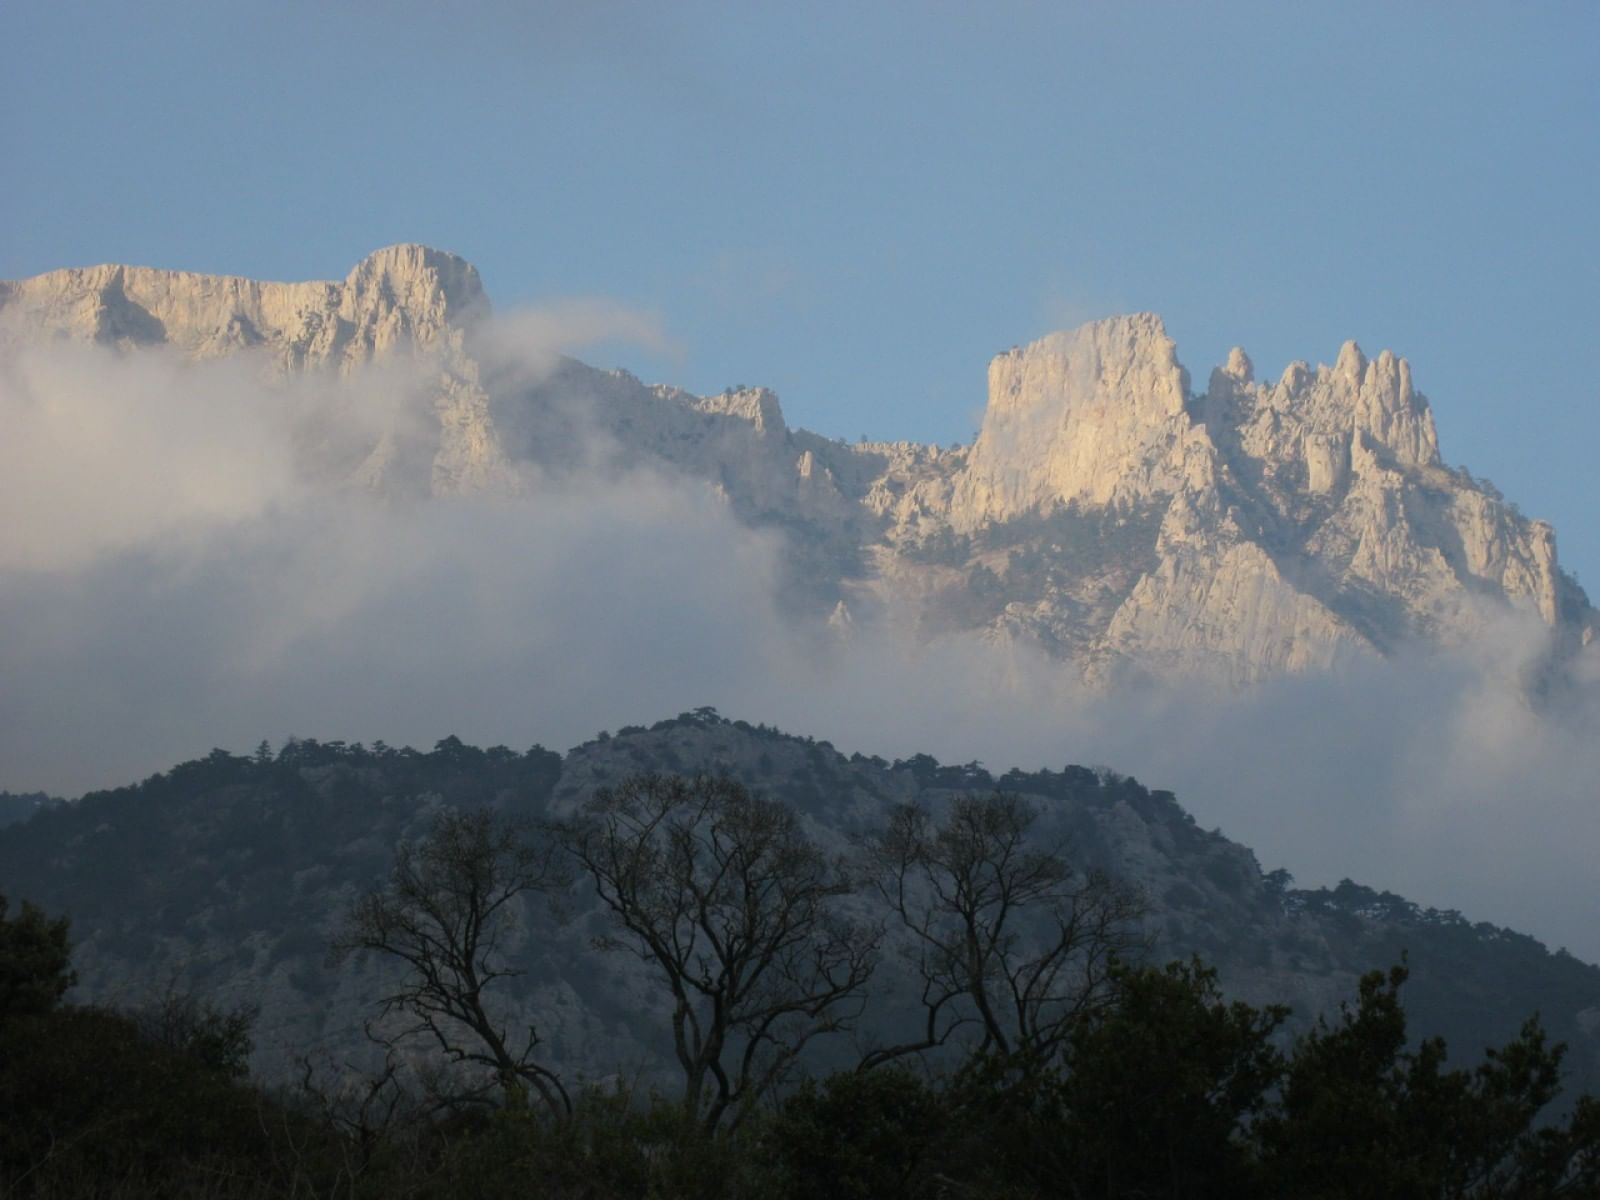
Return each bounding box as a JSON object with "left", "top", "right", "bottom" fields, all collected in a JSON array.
[{"left": 3, "top": 245, "right": 1594, "bottom": 685}]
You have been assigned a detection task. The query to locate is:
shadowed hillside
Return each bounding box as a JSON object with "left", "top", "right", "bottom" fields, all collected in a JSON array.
[{"left": 3, "top": 710, "right": 1596, "bottom": 1100}]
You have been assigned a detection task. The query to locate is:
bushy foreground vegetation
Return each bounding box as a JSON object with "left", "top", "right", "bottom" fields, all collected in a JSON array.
[{"left": 3, "top": 767, "right": 1599, "bottom": 1198}]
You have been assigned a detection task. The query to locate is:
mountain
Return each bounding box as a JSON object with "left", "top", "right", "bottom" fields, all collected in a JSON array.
[
  {"left": 3, "top": 246, "right": 1593, "bottom": 686},
  {"left": 0, "top": 245, "right": 509, "bottom": 497},
  {"left": 2, "top": 712, "right": 1596, "bottom": 1096}
]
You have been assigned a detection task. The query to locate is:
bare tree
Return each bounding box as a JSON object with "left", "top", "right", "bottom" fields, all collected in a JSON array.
[
  {"left": 860, "top": 790, "right": 1145, "bottom": 1072},
  {"left": 294, "top": 1047, "right": 418, "bottom": 1190},
  {"left": 561, "top": 773, "right": 878, "bottom": 1131},
  {"left": 332, "top": 806, "right": 570, "bottom": 1116}
]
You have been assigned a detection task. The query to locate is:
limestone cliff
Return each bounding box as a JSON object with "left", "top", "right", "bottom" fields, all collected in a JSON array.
[
  {"left": 885, "top": 315, "right": 1592, "bottom": 683},
  {"left": 0, "top": 243, "right": 485, "bottom": 366},
  {"left": 3, "top": 248, "right": 1593, "bottom": 684},
  {"left": 953, "top": 313, "right": 1200, "bottom": 521},
  {"left": 0, "top": 245, "right": 512, "bottom": 496}
]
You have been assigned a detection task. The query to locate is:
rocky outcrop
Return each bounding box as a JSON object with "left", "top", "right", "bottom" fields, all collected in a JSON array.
[
  {"left": 0, "top": 243, "right": 487, "bottom": 366},
  {"left": 1101, "top": 506, "right": 1365, "bottom": 685},
  {"left": 3, "top": 247, "right": 1593, "bottom": 684},
  {"left": 0, "top": 245, "right": 513, "bottom": 496},
  {"left": 953, "top": 314, "right": 1198, "bottom": 523},
  {"left": 913, "top": 311, "right": 1588, "bottom": 680}
]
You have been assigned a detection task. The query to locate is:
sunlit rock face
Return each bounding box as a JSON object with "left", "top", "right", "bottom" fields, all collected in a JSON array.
[
  {"left": 922, "top": 310, "right": 1583, "bottom": 684},
  {"left": 2, "top": 247, "right": 1593, "bottom": 685},
  {"left": 952, "top": 314, "right": 1199, "bottom": 522},
  {"left": 0, "top": 245, "right": 511, "bottom": 496},
  {"left": 1188, "top": 336, "right": 1564, "bottom": 661},
  {"left": 0, "top": 243, "right": 487, "bottom": 366}
]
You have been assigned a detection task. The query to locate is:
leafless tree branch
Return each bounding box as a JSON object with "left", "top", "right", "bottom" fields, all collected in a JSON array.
[
  {"left": 860, "top": 790, "right": 1146, "bottom": 1073},
  {"left": 332, "top": 806, "right": 571, "bottom": 1117},
  {"left": 560, "top": 773, "right": 878, "bottom": 1131}
]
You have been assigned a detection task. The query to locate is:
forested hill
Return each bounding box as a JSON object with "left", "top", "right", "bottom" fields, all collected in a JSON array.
[
  {"left": 0, "top": 790, "right": 61, "bottom": 828},
  {"left": 2, "top": 710, "right": 1597, "bottom": 1095}
]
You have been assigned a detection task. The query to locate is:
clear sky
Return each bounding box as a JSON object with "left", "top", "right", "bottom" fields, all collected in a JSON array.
[{"left": 4, "top": 0, "right": 1597, "bottom": 584}]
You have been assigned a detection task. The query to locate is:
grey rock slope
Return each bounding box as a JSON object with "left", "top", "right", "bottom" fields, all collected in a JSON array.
[
  {"left": 2, "top": 712, "right": 1596, "bottom": 1095},
  {"left": 3, "top": 247, "right": 1593, "bottom": 685}
]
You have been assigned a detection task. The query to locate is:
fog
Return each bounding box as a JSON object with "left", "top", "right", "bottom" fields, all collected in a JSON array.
[{"left": 2, "top": 338, "right": 1597, "bottom": 962}]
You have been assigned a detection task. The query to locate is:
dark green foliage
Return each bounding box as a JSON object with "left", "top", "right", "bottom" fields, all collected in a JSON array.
[
  {"left": 766, "top": 1069, "right": 948, "bottom": 1200},
  {"left": 758, "top": 961, "right": 1599, "bottom": 1200},
  {"left": 1257, "top": 963, "right": 1600, "bottom": 1198},
  {"left": 1292, "top": 880, "right": 1600, "bottom": 1092},
  {"left": 0, "top": 892, "right": 74, "bottom": 1018},
  {"left": 889, "top": 752, "right": 994, "bottom": 790},
  {"left": 0, "top": 901, "right": 287, "bottom": 1193},
  {"left": 416, "top": 1093, "right": 766, "bottom": 1199},
  {"left": 129, "top": 988, "right": 259, "bottom": 1079},
  {"left": 1050, "top": 960, "right": 1287, "bottom": 1198},
  {"left": 0, "top": 1005, "right": 302, "bottom": 1197},
  {"left": 865, "top": 961, "right": 1284, "bottom": 1198},
  {"left": 0, "top": 736, "right": 565, "bottom": 984},
  {"left": 964, "top": 561, "right": 1006, "bottom": 611},
  {"left": 4, "top": 926, "right": 1598, "bottom": 1196},
  {"left": 898, "top": 525, "right": 972, "bottom": 566},
  {"left": 10, "top": 724, "right": 1597, "bottom": 1108}
]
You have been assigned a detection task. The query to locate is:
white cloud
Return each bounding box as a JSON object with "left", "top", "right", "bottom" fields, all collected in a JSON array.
[
  {"left": 477, "top": 300, "right": 679, "bottom": 387},
  {"left": 0, "top": 347, "right": 299, "bottom": 571}
]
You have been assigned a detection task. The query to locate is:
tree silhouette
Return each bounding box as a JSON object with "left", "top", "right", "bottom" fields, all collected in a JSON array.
[
  {"left": 334, "top": 807, "right": 570, "bottom": 1115},
  {"left": 562, "top": 773, "right": 878, "bottom": 1131},
  {"left": 0, "top": 893, "right": 75, "bottom": 1019},
  {"left": 860, "top": 791, "right": 1145, "bottom": 1071}
]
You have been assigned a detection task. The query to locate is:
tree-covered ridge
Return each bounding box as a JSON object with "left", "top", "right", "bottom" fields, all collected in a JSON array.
[
  {"left": 22, "top": 713, "right": 1566, "bottom": 972},
  {"left": 0, "top": 790, "right": 61, "bottom": 829},
  {"left": 1, "top": 737, "right": 558, "bottom": 933},
  {"left": 1, "top": 710, "right": 1597, "bottom": 1105}
]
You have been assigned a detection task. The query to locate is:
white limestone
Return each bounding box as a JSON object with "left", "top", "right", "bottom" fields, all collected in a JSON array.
[
  {"left": 3, "top": 246, "right": 1593, "bottom": 686},
  {"left": 952, "top": 314, "right": 1195, "bottom": 524}
]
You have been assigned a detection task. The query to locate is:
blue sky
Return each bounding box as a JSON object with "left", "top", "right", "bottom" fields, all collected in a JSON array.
[{"left": 4, "top": 0, "right": 1597, "bottom": 583}]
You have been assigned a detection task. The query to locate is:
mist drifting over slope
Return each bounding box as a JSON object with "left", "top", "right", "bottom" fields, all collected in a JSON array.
[{"left": 1, "top": 329, "right": 1597, "bottom": 962}]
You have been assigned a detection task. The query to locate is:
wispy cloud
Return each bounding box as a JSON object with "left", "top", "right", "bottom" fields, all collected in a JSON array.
[{"left": 478, "top": 299, "right": 680, "bottom": 385}]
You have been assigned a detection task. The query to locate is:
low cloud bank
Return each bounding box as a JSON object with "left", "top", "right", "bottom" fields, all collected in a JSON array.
[
  {"left": 744, "top": 622, "right": 1600, "bottom": 963},
  {"left": 2, "top": 339, "right": 1597, "bottom": 961}
]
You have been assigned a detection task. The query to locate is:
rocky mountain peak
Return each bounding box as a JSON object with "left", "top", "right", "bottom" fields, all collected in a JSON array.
[
  {"left": 1335, "top": 338, "right": 1366, "bottom": 381},
  {"left": 0, "top": 243, "right": 487, "bottom": 366},
  {"left": 341, "top": 243, "right": 489, "bottom": 331},
  {"left": 695, "top": 386, "right": 787, "bottom": 435},
  {"left": 952, "top": 313, "right": 1196, "bottom": 526},
  {"left": 1221, "top": 341, "right": 1441, "bottom": 475},
  {"left": 0, "top": 243, "right": 517, "bottom": 492},
  {"left": 1222, "top": 346, "right": 1254, "bottom": 385}
]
